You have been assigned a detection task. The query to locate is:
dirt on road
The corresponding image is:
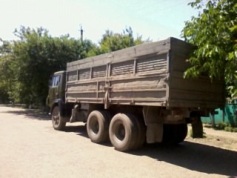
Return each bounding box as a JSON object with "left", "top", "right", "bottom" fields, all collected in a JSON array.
[
  {"left": 0, "top": 106, "right": 237, "bottom": 178},
  {"left": 186, "top": 126, "right": 237, "bottom": 152}
]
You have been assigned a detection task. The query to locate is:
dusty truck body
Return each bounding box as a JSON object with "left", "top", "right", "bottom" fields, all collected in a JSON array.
[{"left": 47, "top": 37, "right": 224, "bottom": 151}]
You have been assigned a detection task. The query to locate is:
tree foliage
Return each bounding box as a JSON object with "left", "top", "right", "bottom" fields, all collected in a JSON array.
[
  {"left": 0, "top": 27, "right": 96, "bottom": 105},
  {"left": 182, "top": 0, "right": 237, "bottom": 97},
  {"left": 0, "top": 41, "right": 15, "bottom": 103},
  {"left": 98, "top": 27, "right": 144, "bottom": 54}
]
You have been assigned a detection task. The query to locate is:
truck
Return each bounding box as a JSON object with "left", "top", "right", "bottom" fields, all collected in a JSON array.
[{"left": 47, "top": 37, "right": 224, "bottom": 152}]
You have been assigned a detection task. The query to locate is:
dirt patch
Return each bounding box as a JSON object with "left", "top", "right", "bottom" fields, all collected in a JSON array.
[{"left": 186, "top": 126, "right": 237, "bottom": 151}]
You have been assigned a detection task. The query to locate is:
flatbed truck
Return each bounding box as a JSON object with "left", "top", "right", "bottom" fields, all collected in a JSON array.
[{"left": 47, "top": 37, "right": 224, "bottom": 151}]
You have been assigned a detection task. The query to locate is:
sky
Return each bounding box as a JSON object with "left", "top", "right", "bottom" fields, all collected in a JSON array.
[{"left": 0, "top": 0, "right": 198, "bottom": 43}]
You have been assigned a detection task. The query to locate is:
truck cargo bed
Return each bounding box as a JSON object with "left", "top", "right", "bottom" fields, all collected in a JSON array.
[{"left": 66, "top": 37, "right": 224, "bottom": 109}]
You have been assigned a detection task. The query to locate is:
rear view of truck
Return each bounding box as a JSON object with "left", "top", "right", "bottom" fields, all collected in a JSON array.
[{"left": 48, "top": 37, "right": 224, "bottom": 151}]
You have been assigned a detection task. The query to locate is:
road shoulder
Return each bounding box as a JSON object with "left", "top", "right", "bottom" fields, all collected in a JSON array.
[{"left": 186, "top": 125, "right": 237, "bottom": 151}]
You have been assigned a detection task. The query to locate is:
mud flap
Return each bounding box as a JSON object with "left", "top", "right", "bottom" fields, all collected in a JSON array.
[
  {"left": 143, "top": 106, "right": 164, "bottom": 143},
  {"left": 146, "top": 123, "right": 163, "bottom": 143},
  {"left": 70, "top": 105, "right": 78, "bottom": 122},
  {"left": 58, "top": 101, "right": 71, "bottom": 122}
]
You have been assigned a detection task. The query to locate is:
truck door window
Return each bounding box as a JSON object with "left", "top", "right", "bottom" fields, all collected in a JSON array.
[{"left": 52, "top": 75, "right": 61, "bottom": 87}]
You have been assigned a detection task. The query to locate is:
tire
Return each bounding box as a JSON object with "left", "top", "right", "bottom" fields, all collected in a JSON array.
[
  {"left": 135, "top": 117, "right": 146, "bottom": 149},
  {"left": 128, "top": 114, "right": 146, "bottom": 149},
  {"left": 87, "top": 110, "right": 111, "bottom": 143},
  {"left": 162, "top": 124, "right": 188, "bottom": 144},
  {"left": 109, "top": 113, "right": 138, "bottom": 152},
  {"left": 52, "top": 106, "right": 66, "bottom": 130}
]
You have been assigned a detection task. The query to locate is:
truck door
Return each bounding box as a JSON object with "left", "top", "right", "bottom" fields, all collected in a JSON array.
[{"left": 47, "top": 72, "right": 65, "bottom": 109}]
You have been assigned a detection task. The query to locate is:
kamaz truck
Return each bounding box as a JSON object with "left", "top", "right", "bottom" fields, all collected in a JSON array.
[{"left": 47, "top": 37, "right": 224, "bottom": 151}]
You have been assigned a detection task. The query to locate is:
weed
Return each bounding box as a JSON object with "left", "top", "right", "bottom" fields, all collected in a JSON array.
[{"left": 204, "top": 122, "right": 237, "bottom": 132}]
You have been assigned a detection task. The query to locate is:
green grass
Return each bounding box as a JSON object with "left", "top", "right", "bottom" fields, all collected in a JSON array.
[{"left": 204, "top": 123, "right": 237, "bottom": 132}]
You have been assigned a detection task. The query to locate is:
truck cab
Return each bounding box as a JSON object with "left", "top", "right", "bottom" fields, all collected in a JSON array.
[{"left": 46, "top": 71, "right": 66, "bottom": 113}]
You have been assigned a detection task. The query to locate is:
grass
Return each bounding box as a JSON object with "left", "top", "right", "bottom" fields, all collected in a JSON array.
[{"left": 204, "top": 123, "right": 237, "bottom": 132}]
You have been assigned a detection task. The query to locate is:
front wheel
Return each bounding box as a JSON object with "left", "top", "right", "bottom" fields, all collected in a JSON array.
[{"left": 52, "top": 106, "right": 66, "bottom": 130}]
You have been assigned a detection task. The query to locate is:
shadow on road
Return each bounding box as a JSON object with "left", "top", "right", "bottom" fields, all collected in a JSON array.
[
  {"left": 63, "top": 125, "right": 113, "bottom": 147},
  {"left": 64, "top": 125, "right": 88, "bottom": 138},
  {"left": 51, "top": 121, "right": 237, "bottom": 177},
  {"left": 3, "top": 106, "right": 236, "bottom": 177},
  {"left": 61, "top": 124, "right": 237, "bottom": 177},
  {"left": 131, "top": 141, "right": 237, "bottom": 177},
  {"left": 3, "top": 108, "right": 50, "bottom": 120}
]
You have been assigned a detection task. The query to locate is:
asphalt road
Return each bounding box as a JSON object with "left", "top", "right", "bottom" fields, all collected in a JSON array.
[{"left": 0, "top": 106, "right": 236, "bottom": 178}]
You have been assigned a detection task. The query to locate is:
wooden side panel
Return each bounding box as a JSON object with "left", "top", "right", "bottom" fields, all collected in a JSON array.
[
  {"left": 109, "top": 75, "right": 168, "bottom": 106},
  {"left": 137, "top": 54, "right": 167, "bottom": 74},
  {"left": 79, "top": 69, "right": 90, "bottom": 80},
  {"left": 66, "top": 39, "right": 171, "bottom": 106},
  {"left": 65, "top": 37, "right": 224, "bottom": 109},
  {"left": 92, "top": 66, "right": 106, "bottom": 78},
  {"left": 111, "top": 60, "right": 134, "bottom": 76},
  {"left": 168, "top": 38, "right": 224, "bottom": 108},
  {"left": 66, "top": 39, "right": 170, "bottom": 71},
  {"left": 66, "top": 64, "right": 107, "bottom": 103},
  {"left": 108, "top": 53, "right": 169, "bottom": 105},
  {"left": 66, "top": 80, "right": 106, "bottom": 103},
  {"left": 168, "top": 72, "right": 223, "bottom": 108},
  {"left": 67, "top": 70, "right": 77, "bottom": 82}
]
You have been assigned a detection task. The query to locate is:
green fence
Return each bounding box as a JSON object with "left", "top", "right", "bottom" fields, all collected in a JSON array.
[{"left": 201, "top": 103, "right": 237, "bottom": 126}]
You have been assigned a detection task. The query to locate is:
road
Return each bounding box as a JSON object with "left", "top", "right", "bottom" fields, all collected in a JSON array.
[{"left": 0, "top": 106, "right": 236, "bottom": 178}]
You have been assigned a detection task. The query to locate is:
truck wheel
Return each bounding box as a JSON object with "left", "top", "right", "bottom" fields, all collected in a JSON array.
[
  {"left": 109, "top": 113, "right": 138, "bottom": 152},
  {"left": 162, "top": 124, "right": 187, "bottom": 144},
  {"left": 87, "top": 110, "right": 111, "bottom": 143},
  {"left": 174, "top": 124, "right": 187, "bottom": 143},
  {"left": 135, "top": 117, "right": 146, "bottom": 149},
  {"left": 52, "top": 106, "right": 66, "bottom": 130},
  {"left": 128, "top": 114, "right": 146, "bottom": 149}
]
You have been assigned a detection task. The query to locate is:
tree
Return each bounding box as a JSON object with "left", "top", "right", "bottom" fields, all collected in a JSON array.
[
  {"left": 98, "top": 27, "right": 144, "bottom": 54},
  {"left": 2, "top": 26, "right": 97, "bottom": 106},
  {"left": 182, "top": 0, "right": 237, "bottom": 97},
  {"left": 0, "top": 40, "right": 16, "bottom": 103}
]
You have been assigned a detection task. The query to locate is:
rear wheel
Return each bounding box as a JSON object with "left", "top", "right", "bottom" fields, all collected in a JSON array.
[
  {"left": 87, "top": 110, "right": 111, "bottom": 143},
  {"left": 130, "top": 114, "right": 146, "bottom": 149},
  {"left": 109, "top": 113, "right": 138, "bottom": 152},
  {"left": 162, "top": 124, "right": 187, "bottom": 144},
  {"left": 52, "top": 106, "right": 66, "bottom": 130}
]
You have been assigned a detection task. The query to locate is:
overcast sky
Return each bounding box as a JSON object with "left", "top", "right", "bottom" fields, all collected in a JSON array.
[{"left": 0, "top": 0, "right": 198, "bottom": 43}]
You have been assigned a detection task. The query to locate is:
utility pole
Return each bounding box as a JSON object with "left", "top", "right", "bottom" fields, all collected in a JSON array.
[
  {"left": 80, "top": 25, "right": 83, "bottom": 42},
  {"left": 78, "top": 25, "right": 84, "bottom": 60}
]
